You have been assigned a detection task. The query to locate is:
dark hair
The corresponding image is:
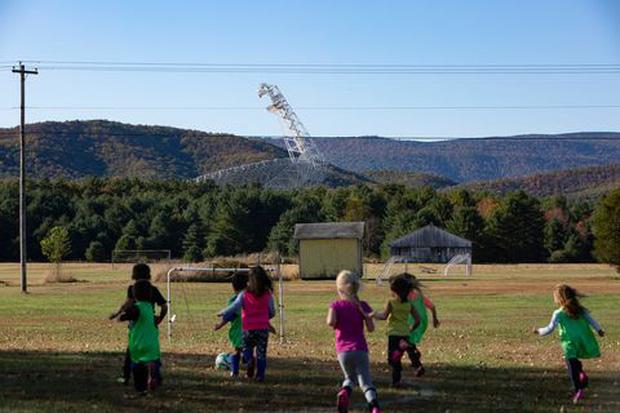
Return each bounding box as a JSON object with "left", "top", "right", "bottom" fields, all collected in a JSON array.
[
  {"left": 134, "top": 279, "right": 152, "bottom": 302},
  {"left": 390, "top": 275, "right": 412, "bottom": 303},
  {"left": 397, "top": 272, "right": 423, "bottom": 293},
  {"left": 231, "top": 271, "right": 248, "bottom": 292},
  {"left": 132, "top": 263, "right": 151, "bottom": 280},
  {"left": 554, "top": 284, "right": 587, "bottom": 319},
  {"left": 246, "top": 266, "right": 272, "bottom": 297}
]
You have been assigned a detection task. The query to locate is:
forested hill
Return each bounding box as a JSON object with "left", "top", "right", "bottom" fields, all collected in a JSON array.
[
  {"left": 297, "top": 133, "right": 620, "bottom": 182},
  {"left": 460, "top": 163, "right": 620, "bottom": 200},
  {"left": 0, "top": 120, "right": 287, "bottom": 179}
]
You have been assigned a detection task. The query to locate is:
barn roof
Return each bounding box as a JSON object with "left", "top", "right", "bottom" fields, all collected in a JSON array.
[
  {"left": 391, "top": 225, "right": 471, "bottom": 248},
  {"left": 294, "top": 222, "right": 365, "bottom": 240}
]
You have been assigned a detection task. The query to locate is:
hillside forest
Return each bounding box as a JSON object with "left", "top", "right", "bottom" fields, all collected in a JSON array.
[{"left": 1, "top": 178, "right": 618, "bottom": 266}]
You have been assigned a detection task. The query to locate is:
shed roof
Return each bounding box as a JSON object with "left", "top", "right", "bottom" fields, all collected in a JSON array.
[
  {"left": 294, "top": 222, "right": 365, "bottom": 240},
  {"left": 391, "top": 225, "right": 471, "bottom": 248}
]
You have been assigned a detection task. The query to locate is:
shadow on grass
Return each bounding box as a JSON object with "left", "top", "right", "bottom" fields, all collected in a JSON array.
[{"left": 0, "top": 350, "right": 618, "bottom": 412}]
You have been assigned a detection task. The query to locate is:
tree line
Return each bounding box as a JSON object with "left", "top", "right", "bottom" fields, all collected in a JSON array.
[{"left": 0, "top": 177, "right": 618, "bottom": 268}]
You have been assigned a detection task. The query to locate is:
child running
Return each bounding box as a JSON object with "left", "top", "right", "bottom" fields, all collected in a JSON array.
[
  {"left": 371, "top": 275, "right": 421, "bottom": 388},
  {"left": 109, "top": 263, "right": 167, "bottom": 385},
  {"left": 533, "top": 284, "right": 605, "bottom": 404},
  {"left": 219, "top": 266, "right": 275, "bottom": 382},
  {"left": 327, "top": 270, "right": 380, "bottom": 413},
  {"left": 214, "top": 271, "right": 248, "bottom": 378},
  {"left": 403, "top": 273, "right": 440, "bottom": 376},
  {"left": 118, "top": 279, "right": 162, "bottom": 395}
]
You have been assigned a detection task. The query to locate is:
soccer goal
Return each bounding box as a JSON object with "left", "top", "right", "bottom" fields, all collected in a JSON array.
[
  {"left": 443, "top": 253, "right": 473, "bottom": 276},
  {"left": 111, "top": 249, "right": 171, "bottom": 269},
  {"left": 165, "top": 266, "right": 286, "bottom": 345}
]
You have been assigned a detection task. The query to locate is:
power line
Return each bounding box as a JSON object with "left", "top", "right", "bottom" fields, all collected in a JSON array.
[
  {"left": 2, "top": 104, "right": 620, "bottom": 111},
  {"left": 3, "top": 60, "right": 620, "bottom": 75}
]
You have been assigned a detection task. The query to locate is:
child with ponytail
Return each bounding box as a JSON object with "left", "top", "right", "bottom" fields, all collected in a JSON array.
[{"left": 533, "top": 284, "right": 605, "bottom": 404}]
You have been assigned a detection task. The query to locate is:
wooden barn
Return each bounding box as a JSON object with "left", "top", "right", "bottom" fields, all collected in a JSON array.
[
  {"left": 390, "top": 224, "right": 472, "bottom": 264},
  {"left": 293, "top": 222, "right": 365, "bottom": 280}
]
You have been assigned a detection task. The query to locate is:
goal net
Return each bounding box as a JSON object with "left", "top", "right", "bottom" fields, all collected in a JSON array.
[{"left": 164, "top": 266, "right": 286, "bottom": 348}]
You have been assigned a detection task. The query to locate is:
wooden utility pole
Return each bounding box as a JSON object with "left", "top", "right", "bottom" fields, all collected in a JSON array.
[{"left": 12, "top": 62, "right": 38, "bottom": 293}]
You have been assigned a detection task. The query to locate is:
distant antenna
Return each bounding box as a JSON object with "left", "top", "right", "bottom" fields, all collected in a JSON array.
[{"left": 258, "top": 83, "right": 325, "bottom": 186}]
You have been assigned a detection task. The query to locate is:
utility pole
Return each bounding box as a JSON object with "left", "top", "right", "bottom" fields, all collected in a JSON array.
[{"left": 12, "top": 62, "right": 38, "bottom": 293}]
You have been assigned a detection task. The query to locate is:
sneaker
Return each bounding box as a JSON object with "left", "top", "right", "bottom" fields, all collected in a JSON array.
[
  {"left": 337, "top": 388, "right": 350, "bottom": 413},
  {"left": 246, "top": 358, "right": 255, "bottom": 378},
  {"left": 579, "top": 371, "right": 589, "bottom": 388},
  {"left": 230, "top": 372, "right": 239, "bottom": 380},
  {"left": 415, "top": 366, "right": 426, "bottom": 377},
  {"left": 572, "top": 389, "right": 585, "bottom": 404},
  {"left": 117, "top": 376, "right": 129, "bottom": 385},
  {"left": 371, "top": 408, "right": 381, "bottom": 413}
]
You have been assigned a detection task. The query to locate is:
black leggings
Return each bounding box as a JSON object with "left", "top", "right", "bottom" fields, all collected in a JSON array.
[
  {"left": 566, "top": 358, "right": 586, "bottom": 392},
  {"left": 387, "top": 335, "right": 421, "bottom": 383}
]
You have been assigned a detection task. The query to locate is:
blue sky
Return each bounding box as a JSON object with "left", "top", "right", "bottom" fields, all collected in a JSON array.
[{"left": 1, "top": 0, "right": 619, "bottom": 137}]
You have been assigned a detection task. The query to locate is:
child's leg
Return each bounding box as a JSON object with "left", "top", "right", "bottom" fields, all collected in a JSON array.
[
  {"left": 231, "top": 347, "right": 242, "bottom": 376},
  {"left": 122, "top": 346, "right": 132, "bottom": 382},
  {"left": 406, "top": 343, "right": 422, "bottom": 368},
  {"left": 255, "top": 329, "right": 269, "bottom": 380},
  {"left": 387, "top": 335, "right": 404, "bottom": 385},
  {"left": 566, "top": 358, "right": 584, "bottom": 392},
  {"left": 336, "top": 351, "right": 356, "bottom": 391},
  {"left": 355, "top": 351, "right": 379, "bottom": 409},
  {"left": 242, "top": 331, "right": 257, "bottom": 378},
  {"left": 132, "top": 362, "right": 148, "bottom": 393}
]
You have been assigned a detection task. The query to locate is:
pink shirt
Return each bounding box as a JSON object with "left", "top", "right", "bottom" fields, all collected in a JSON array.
[
  {"left": 331, "top": 300, "right": 372, "bottom": 352},
  {"left": 242, "top": 291, "right": 271, "bottom": 331}
]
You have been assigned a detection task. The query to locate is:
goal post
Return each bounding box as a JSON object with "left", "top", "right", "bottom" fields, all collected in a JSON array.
[
  {"left": 165, "top": 266, "right": 285, "bottom": 344},
  {"left": 111, "top": 249, "right": 171, "bottom": 268}
]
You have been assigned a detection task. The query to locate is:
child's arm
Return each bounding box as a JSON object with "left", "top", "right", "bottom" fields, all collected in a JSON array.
[
  {"left": 370, "top": 301, "right": 392, "bottom": 321},
  {"left": 155, "top": 303, "right": 168, "bottom": 326},
  {"left": 119, "top": 304, "right": 140, "bottom": 322},
  {"left": 268, "top": 322, "right": 277, "bottom": 335},
  {"left": 213, "top": 317, "right": 229, "bottom": 331},
  {"left": 326, "top": 307, "right": 337, "bottom": 328},
  {"left": 109, "top": 298, "right": 134, "bottom": 320},
  {"left": 409, "top": 305, "right": 421, "bottom": 331},
  {"left": 424, "top": 296, "right": 440, "bottom": 328},
  {"left": 533, "top": 311, "right": 559, "bottom": 336},
  {"left": 268, "top": 294, "right": 276, "bottom": 319},
  {"left": 219, "top": 292, "right": 244, "bottom": 321},
  {"left": 584, "top": 312, "right": 605, "bottom": 337}
]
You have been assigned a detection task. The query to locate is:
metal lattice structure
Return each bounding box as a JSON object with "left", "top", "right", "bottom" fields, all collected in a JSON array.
[{"left": 196, "top": 84, "right": 325, "bottom": 188}]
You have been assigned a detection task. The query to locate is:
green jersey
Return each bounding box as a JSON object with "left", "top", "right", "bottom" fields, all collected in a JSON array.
[
  {"left": 228, "top": 294, "right": 243, "bottom": 349},
  {"left": 387, "top": 299, "right": 411, "bottom": 337},
  {"left": 556, "top": 309, "right": 600, "bottom": 360},
  {"left": 129, "top": 301, "right": 161, "bottom": 363},
  {"left": 409, "top": 293, "right": 428, "bottom": 345}
]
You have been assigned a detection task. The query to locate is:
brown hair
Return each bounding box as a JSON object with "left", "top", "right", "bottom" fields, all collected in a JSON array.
[
  {"left": 246, "top": 266, "right": 272, "bottom": 297},
  {"left": 132, "top": 263, "right": 151, "bottom": 280},
  {"left": 397, "top": 272, "right": 424, "bottom": 293},
  {"left": 554, "top": 284, "right": 587, "bottom": 319},
  {"left": 390, "top": 275, "right": 412, "bottom": 303}
]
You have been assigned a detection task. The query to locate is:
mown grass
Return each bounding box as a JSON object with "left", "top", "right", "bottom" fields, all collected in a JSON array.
[{"left": 0, "top": 263, "right": 619, "bottom": 412}]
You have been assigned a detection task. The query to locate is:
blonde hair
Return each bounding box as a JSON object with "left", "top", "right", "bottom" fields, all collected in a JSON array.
[
  {"left": 554, "top": 284, "right": 587, "bottom": 319},
  {"left": 336, "top": 270, "right": 360, "bottom": 300}
]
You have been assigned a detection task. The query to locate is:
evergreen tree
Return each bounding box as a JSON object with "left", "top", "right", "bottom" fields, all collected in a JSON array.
[
  {"left": 486, "top": 191, "right": 545, "bottom": 263},
  {"left": 85, "top": 241, "right": 106, "bottom": 262},
  {"left": 544, "top": 218, "right": 567, "bottom": 255},
  {"left": 592, "top": 188, "right": 620, "bottom": 270}
]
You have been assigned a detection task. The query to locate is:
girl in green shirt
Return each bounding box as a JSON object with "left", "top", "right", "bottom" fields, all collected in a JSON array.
[
  {"left": 371, "top": 276, "right": 421, "bottom": 387},
  {"left": 534, "top": 284, "right": 605, "bottom": 405}
]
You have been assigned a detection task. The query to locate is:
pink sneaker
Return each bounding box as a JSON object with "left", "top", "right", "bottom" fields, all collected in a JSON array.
[
  {"left": 371, "top": 407, "right": 381, "bottom": 413},
  {"left": 572, "top": 389, "right": 585, "bottom": 404},
  {"left": 579, "top": 371, "right": 589, "bottom": 388},
  {"left": 337, "top": 389, "right": 349, "bottom": 413}
]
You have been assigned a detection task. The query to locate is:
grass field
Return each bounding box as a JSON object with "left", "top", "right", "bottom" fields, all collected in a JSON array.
[{"left": 0, "top": 263, "right": 619, "bottom": 412}]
